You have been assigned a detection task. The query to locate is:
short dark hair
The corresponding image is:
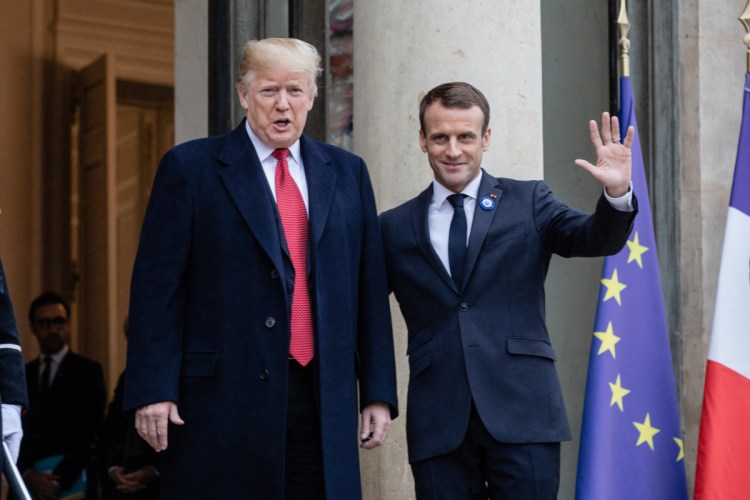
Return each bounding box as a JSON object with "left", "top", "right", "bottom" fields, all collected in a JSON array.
[
  {"left": 29, "top": 291, "right": 71, "bottom": 323},
  {"left": 419, "top": 82, "right": 491, "bottom": 135}
]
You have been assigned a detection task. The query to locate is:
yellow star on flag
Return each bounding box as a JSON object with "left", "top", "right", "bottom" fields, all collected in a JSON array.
[
  {"left": 626, "top": 231, "right": 649, "bottom": 268},
  {"left": 601, "top": 268, "right": 627, "bottom": 305},
  {"left": 594, "top": 321, "right": 620, "bottom": 359},
  {"left": 609, "top": 374, "right": 631, "bottom": 411},
  {"left": 633, "top": 413, "right": 660, "bottom": 451},
  {"left": 674, "top": 437, "right": 685, "bottom": 462}
]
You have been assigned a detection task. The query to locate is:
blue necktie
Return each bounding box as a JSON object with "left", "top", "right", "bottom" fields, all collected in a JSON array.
[{"left": 447, "top": 194, "right": 468, "bottom": 287}]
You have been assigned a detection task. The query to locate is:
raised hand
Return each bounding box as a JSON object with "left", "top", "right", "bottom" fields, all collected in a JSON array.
[{"left": 574, "top": 111, "right": 635, "bottom": 197}]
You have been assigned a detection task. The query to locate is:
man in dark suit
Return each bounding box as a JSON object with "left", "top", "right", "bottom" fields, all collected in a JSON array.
[
  {"left": 0, "top": 255, "right": 28, "bottom": 484},
  {"left": 123, "top": 38, "right": 397, "bottom": 499},
  {"left": 380, "top": 82, "right": 637, "bottom": 499},
  {"left": 19, "top": 291, "right": 106, "bottom": 500}
]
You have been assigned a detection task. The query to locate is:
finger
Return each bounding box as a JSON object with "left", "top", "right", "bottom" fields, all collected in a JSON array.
[
  {"left": 169, "top": 404, "right": 185, "bottom": 425},
  {"left": 369, "top": 418, "right": 390, "bottom": 447},
  {"left": 156, "top": 413, "right": 169, "bottom": 450},
  {"left": 574, "top": 159, "right": 597, "bottom": 177},
  {"left": 588, "top": 119, "right": 603, "bottom": 150},
  {"left": 622, "top": 125, "right": 635, "bottom": 148},
  {"left": 360, "top": 413, "right": 372, "bottom": 442},
  {"left": 610, "top": 114, "right": 622, "bottom": 144},
  {"left": 600, "top": 111, "right": 613, "bottom": 144}
]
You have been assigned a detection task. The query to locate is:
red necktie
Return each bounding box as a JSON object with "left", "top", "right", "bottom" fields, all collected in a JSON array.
[{"left": 273, "top": 148, "right": 314, "bottom": 365}]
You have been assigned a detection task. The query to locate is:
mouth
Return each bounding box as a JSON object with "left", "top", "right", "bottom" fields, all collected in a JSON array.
[{"left": 273, "top": 118, "right": 291, "bottom": 131}]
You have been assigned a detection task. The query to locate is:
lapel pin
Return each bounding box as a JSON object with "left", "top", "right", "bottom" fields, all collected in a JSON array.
[{"left": 479, "top": 196, "right": 496, "bottom": 211}]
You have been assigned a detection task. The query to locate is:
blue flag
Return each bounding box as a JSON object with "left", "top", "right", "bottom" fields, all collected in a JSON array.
[{"left": 575, "top": 77, "right": 688, "bottom": 499}]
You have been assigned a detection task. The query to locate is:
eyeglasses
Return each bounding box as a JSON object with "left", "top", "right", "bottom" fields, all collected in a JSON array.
[{"left": 35, "top": 316, "right": 68, "bottom": 329}]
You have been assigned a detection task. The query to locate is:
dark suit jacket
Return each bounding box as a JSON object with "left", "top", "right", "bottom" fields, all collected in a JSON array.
[
  {"left": 19, "top": 350, "right": 106, "bottom": 490},
  {"left": 0, "top": 256, "right": 28, "bottom": 477},
  {"left": 380, "top": 171, "right": 637, "bottom": 464},
  {"left": 123, "top": 121, "right": 398, "bottom": 499},
  {"left": 100, "top": 372, "right": 158, "bottom": 500}
]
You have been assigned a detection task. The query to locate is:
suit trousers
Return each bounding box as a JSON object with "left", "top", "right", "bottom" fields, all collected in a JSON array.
[
  {"left": 411, "top": 403, "right": 560, "bottom": 500},
  {"left": 285, "top": 359, "right": 325, "bottom": 500}
]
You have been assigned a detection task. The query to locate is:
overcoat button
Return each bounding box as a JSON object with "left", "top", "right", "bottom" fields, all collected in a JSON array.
[
  {"left": 270, "top": 269, "right": 279, "bottom": 279},
  {"left": 265, "top": 317, "right": 276, "bottom": 328},
  {"left": 459, "top": 303, "right": 469, "bottom": 312},
  {"left": 259, "top": 369, "right": 270, "bottom": 381}
]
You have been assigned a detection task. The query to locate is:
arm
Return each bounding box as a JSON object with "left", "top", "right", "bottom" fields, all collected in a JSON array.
[
  {"left": 354, "top": 159, "right": 399, "bottom": 441},
  {"left": 0, "top": 257, "right": 27, "bottom": 462},
  {"left": 123, "top": 149, "right": 194, "bottom": 448}
]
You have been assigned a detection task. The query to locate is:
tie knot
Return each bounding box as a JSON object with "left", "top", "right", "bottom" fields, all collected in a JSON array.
[
  {"left": 448, "top": 193, "right": 466, "bottom": 209},
  {"left": 272, "top": 148, "right": 290, "bottom": 162}
]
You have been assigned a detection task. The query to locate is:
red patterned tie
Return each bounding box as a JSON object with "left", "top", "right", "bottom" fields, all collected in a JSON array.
[{"left": 273, "top": 148, "right": 314, "bottom": 365}]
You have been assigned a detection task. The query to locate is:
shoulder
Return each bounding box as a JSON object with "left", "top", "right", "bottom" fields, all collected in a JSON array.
[
  {"left": 65, "top": 351, "right": 104, "bottom": 373},
  {"left": 302, "top": 136, "right": 364, "bottom": 169}
]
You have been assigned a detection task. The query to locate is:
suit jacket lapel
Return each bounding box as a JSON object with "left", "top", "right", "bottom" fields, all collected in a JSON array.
[
  {"left": 412, "top": 185, "right": 458, "bottom": 292},
  {"left": 300, "top": 135, "right": 337, "bottom": 251},
  {"left": 464, "top": 171, "right": 503, "bottom": 287},
  {"left": 217, "top": 123, "right": 286, "bottom": 276}
]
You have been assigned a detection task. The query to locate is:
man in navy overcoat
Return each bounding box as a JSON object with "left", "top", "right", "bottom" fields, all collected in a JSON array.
[
  {"left": 123, "top": 38, "right": 397, "bottom": 499},
  {"left": 380, "top": 82, "right": 637, "bottom": 499}
]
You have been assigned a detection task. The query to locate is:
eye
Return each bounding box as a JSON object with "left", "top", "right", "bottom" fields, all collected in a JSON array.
[
  {"left": 260, "top": 88, "right": 276, "bottom": 96},
  {"left": 459, "top": 133, "right": 476, "bottom": 142},
  {"left": 289, "top": 87, "right": 304, "bottom": 97},
  {"left": 431, "top": 135, "right": 447, "bottom": 144}
]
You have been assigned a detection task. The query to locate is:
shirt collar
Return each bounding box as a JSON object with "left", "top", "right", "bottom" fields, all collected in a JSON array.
[
  {"left": 41, "top": 344, "right": 69, "bottom": 365},
  {"left": 244, "top": 121, "right": 302, "bottom": 164},
  {"left": 431, "top": 171, "right": 483, "bottom": 208}
]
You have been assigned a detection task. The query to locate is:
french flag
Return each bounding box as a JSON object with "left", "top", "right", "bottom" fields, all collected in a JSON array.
[{"left": 694, "top": 73, "right": 750, "bottom": 499}]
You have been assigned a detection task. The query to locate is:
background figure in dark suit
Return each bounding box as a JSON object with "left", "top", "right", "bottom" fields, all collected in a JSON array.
[
  {"left": 380, "top": 82, "right": 638, "bottom": 499},
  {"left": 123, "top": 38, "right": 397, "bottom": 499},
  {"left": 0, "top": 256, "right": 28, "bottom": 482},
  {"left": 19, "top": 292, "right": 106, "bottom": 500},
  {"left": 99, "top": 319, "right": 158, "bottom": 500}
]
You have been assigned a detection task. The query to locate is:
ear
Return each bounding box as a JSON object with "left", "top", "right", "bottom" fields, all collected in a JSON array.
[
  {"left": 482, "top": 127, "right": 492, "bottom": 152},
  {"left": 305, "top": 94, "right": 315, "bottom": 111},
  {"left": 419, "top": 129, "right": 428, "bottom": 153},
  {"left": 237, "top": 84, "right": 250, "bottom": 110}
]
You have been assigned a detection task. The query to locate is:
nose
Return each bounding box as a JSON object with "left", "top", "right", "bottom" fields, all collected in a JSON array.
[
  {"left": 275, "top": 90, "right": 290, "bottom": 110},
  {"left": 446, "top": 138, "right": 461, "bottom": 158}
]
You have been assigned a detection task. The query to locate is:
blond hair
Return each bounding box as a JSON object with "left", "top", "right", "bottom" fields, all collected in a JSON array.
[{"left": 236, "top": 38, "right": 322, "bottom": 97}]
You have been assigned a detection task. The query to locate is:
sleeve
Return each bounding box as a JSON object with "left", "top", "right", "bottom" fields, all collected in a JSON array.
[
  {"left": 55, "top": 360, "right": 106, "bottom": 491},
  {"left": 123, "top": 148, "right": 194, "bottom": 411},
  {"left": 0, "top": 256, "right": 28, "bottom": 409},
  {"left": 533, "top": 180, "right": 638, "bottom": 258},
  {"left": 354, "top": 158, "right": 399, "bottom": 418}
]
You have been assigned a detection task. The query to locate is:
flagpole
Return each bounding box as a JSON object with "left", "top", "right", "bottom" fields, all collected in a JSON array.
[
  {"left": 617, "top": 0, "right": 630, "bottom": 78},
  {"left": 741, "top": 0, "right": 750, "bottom": 72}
]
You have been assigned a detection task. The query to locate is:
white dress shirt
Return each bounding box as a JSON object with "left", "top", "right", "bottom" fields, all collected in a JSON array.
[
  {"left": 39, "top": 344, "right": 69, "bottom": 386},
  {"left": 244, "top": 121, "right": 309, "bottom": 213}
]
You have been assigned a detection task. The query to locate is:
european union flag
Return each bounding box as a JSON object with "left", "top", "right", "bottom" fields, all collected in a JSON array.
[{"left": 575, "top": 76, "right": 688, "bottom": 499}]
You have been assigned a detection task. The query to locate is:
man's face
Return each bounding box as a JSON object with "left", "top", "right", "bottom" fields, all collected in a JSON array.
[
  {"left": 31, "top": 303, "right": 70, "bottom": 355},
  {"left": 238, "top": 70, "right": 315, "bottom": 149},
  {"left": 420, "top": 103, "right": 491, "bottom": 193}
]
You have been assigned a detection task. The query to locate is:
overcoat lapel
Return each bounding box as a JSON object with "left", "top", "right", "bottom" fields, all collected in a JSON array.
[
  {"left": 412, "top": 186, "right": 458, "bottom": 293},
  {"left": 463, "top": 171, "right": 503, "bottom": 288},
  {"left": 216, "top": 124, "right": 286, "bottom": 276},
  {"left": 300, "top": 135, "right": 337, "bottom": 251}
]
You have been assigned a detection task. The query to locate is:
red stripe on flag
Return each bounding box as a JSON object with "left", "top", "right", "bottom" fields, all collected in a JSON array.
[{"left": 695, "top": 360, "right": 750, "bottom": 499}]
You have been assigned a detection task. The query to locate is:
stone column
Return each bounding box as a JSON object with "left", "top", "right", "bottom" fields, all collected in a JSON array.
[{"left": 353, "top": 2, "right": 544, "bottom": 498}]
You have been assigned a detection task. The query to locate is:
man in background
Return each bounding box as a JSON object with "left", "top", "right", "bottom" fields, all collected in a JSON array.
[{"left": 19, "top": 291, "right": 106, "bottom": 500}]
